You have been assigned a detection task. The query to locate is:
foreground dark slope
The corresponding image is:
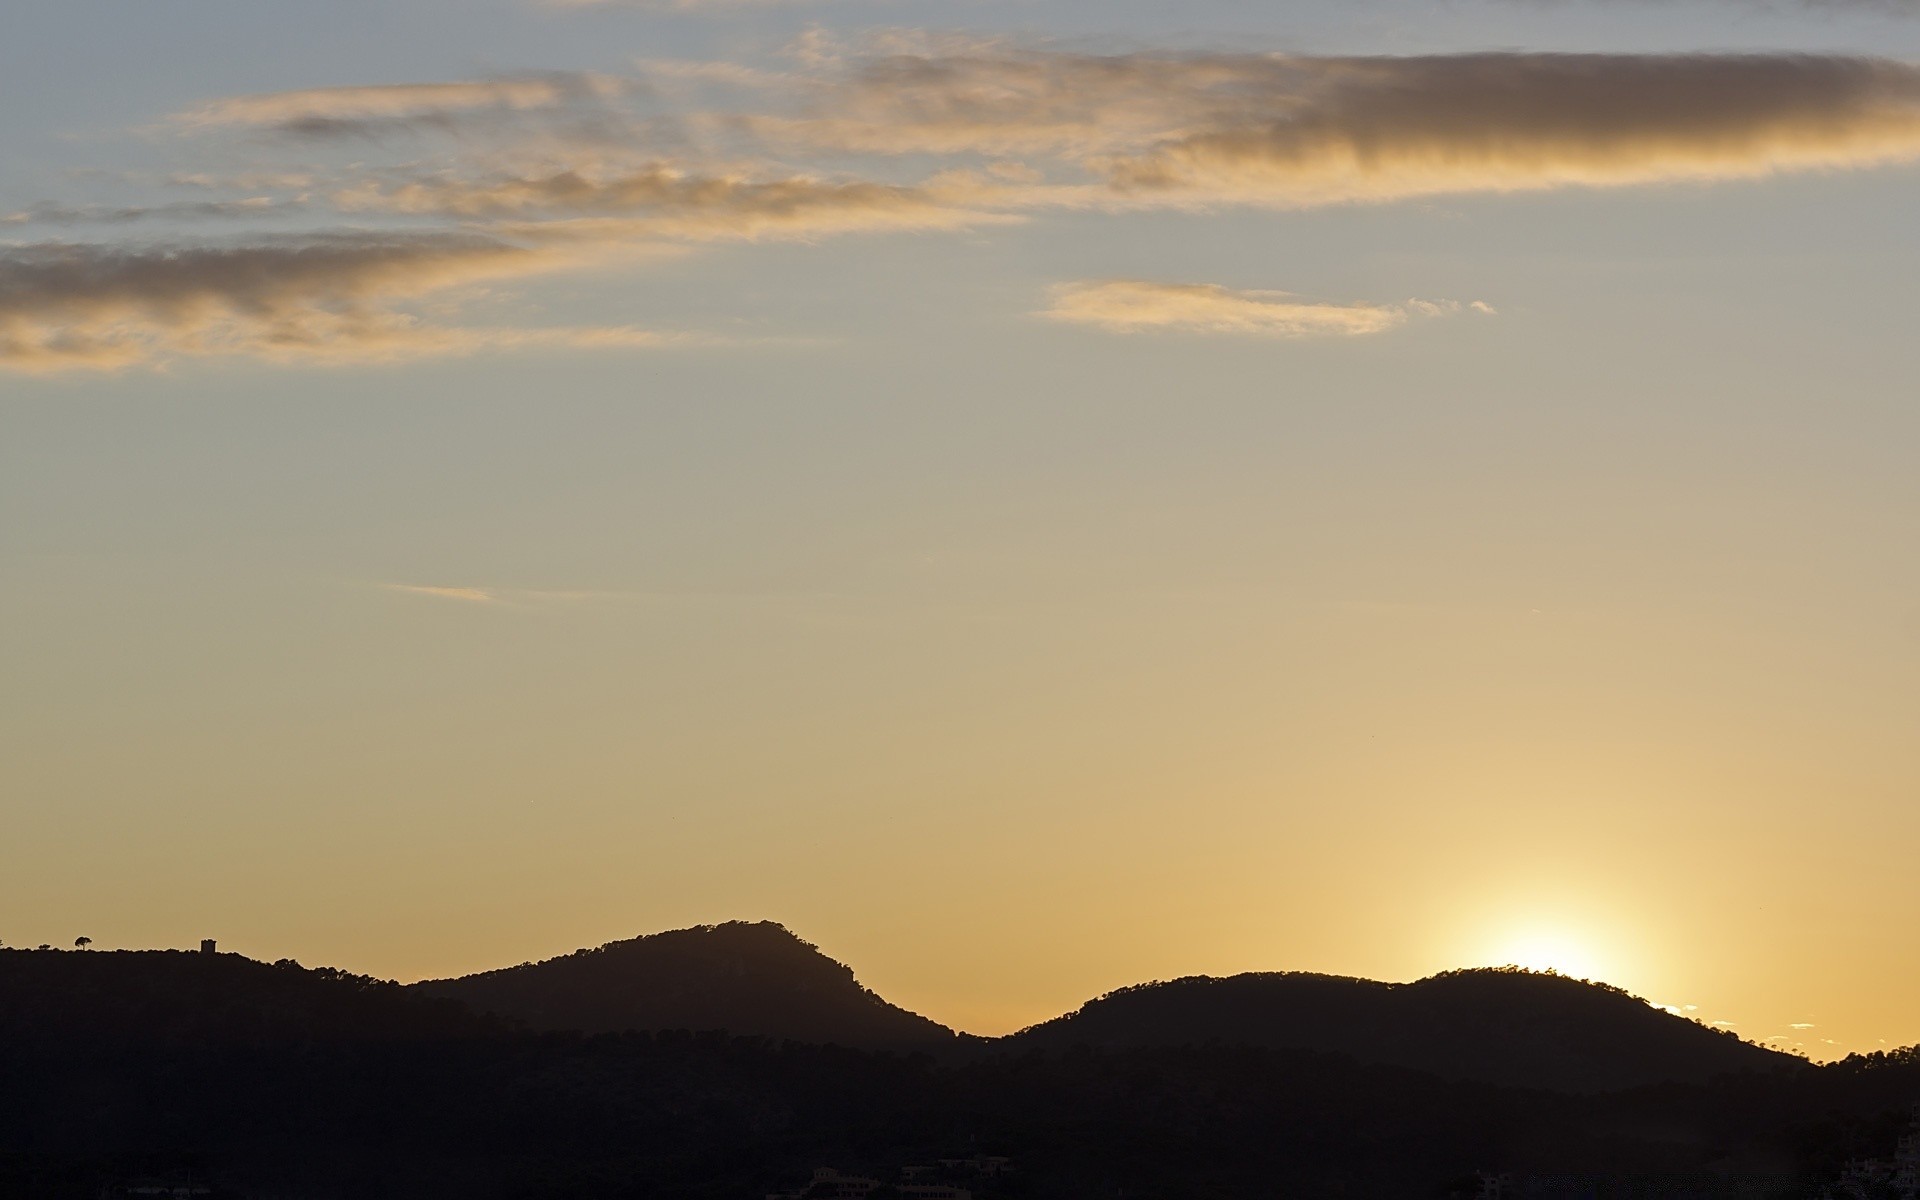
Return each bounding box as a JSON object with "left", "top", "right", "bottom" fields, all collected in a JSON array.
[
  {"left": 410, "top": 921, "right": 955, "bottom": 1048},
  {"left": 0, "top": 947, "right": 495, "bottom": 1045},
  {"left": 5, "top": 943, "right": 1919, "bottom": 1199},
  {"left": 1010, "top": 967, "right": 1793, "bottom": 1092}
]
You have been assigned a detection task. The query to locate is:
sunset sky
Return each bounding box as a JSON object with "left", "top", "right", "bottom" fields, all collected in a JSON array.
[{"left": 5, "top": 0, "right": 1919, "bottom": 1058}]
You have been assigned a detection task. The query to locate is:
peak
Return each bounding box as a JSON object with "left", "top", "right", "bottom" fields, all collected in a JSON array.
[
  {"left": 1014, "top": 964, "right": 1789, "bottom": 1092},
  {"left": 411, "top": 921, "right": 954, "bottom": 1047},
  {"left": 618, "top": 920, "right": 814, "bottom": 948},
  {"left": 1412, "top": 966, "right": 1625, "bottom": 986}
]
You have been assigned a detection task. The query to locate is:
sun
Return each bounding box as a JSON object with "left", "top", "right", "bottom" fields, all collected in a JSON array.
[{"left": 1488, "top": 929, "right": 1606, "bottom": 981}]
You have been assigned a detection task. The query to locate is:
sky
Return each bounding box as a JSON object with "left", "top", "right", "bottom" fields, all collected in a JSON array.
[{"left": 4, "top": 0, "right": 1919, "bottom": 1059}]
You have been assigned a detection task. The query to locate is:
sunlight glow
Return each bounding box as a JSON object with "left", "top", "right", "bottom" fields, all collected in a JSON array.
[{"left": 1487, "top": 929, "right": 1607, "bottom": 982}]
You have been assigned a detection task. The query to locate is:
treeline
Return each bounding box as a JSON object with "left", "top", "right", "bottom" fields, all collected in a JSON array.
[{"left": 3, "top": 949, "right": 1916, "bottom": 1199}]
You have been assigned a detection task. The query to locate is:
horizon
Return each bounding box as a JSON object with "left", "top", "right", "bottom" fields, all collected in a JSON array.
[
  {"left": 0, "top": 918, "right": 1883, "bottom": 1058},
  {"left": 7, "top": 0, "right": 1920, "bottom": 1076}
]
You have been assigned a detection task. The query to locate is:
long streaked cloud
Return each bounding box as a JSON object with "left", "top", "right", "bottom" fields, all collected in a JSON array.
[
  {"left": 1512, "top": 0, "right": 1918, "bottom": 10},
  {"left": 1041, "top": 280, "right": 1488, "bottom": 338},
  {"left": 383, "top": 584, "right": 501, "bottom": 603},
  {"left": 12, "top": 44, "right": 1920, "bottom": 373},
  {"left": 2, "top": 198, "right": 309, "bottom": 227},
  {"left": 553, "top": 0, "right": 830, "bottom": 7},
  {"left": 1100, "top": 53, "right": 1920, "bottom": 205},
  {"left": 0, "top": 233, "right": 701, "bottom": 372},
  {"left": 740, "top": 48, "right": 1920, "bottom": 203},
  {"left": 377, "top": 582, "right": 689, "bottom": 608},
  {"left": 331, "top": 163, "right": 1016, "bottom": 242},
  {"left": 171, "top": 76, "right": 627, "bottom": 133}
]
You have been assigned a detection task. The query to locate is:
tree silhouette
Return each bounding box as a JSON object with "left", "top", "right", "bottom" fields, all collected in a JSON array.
[{"left": 74, "top": 937, "right": 92, "bottom": 950}]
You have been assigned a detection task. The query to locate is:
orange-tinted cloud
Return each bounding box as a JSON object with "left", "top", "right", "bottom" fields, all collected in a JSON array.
[
  {"left": 739, "top": 48, "right": 1920, "bottom": 203},
  {"left": 383, "top": 584, "right": 501, "bottom": 603},
  {"left": 1041, "top": 279, "right": 1485, "bottom": 338},
  {"left": 171, "top": 76, "right": 627, "bottom": 134},
  {"left": 1103, "top": 54, "right": 1920, "bottom": 205},
  {"left": 0, "top": 233, "right": 696, "bottom": 372},
  {"left": 15, "top": 47, "right": 1920, "bottom": 372},
  {"left": 332, "top": 163, "right": 1015, "bottom": 242}
]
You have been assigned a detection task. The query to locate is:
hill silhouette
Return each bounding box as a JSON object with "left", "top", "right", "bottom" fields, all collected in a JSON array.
[
  {"left": 0, "top": 947, "right": 494, "bottom": 1047},
  {"left": 1008, "top": 966, "right": 1794, "bottom": 1092},
  {"left": 6, "top": 934, "right": 1912, "bottom": 1199},
  {"left": 409, "top": 921, "right": 956, "bottom": 1049}
]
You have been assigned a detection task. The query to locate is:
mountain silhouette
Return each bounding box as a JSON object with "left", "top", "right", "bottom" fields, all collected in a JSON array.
[
  {"left": 2, "top": 930, "right": 1792, "bottom": 1092},
  {"left": 1008, "top": 966, "right": 1793, "bottom": 1092},
  {"left": 0, "top": 947, "right": 493, "bottom": 1047},
  {"left": 408, "top": 920, "right": 956, "bottom": 1048},
  {"left": 9, "top": 931, "right": 1898, "bottom": 1199}
]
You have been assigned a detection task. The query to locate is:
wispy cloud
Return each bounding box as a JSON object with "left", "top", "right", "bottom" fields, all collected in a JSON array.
[
  {"left": 12, "top": 45, "right": 1920, "bottom": 373},
  {"left": 377, "top": 583, "right": 697, "bottom": 608},
  {"left": 331, "top": 163, "right": 1015, "bottom": 242},
  {"left": 1101, "top": 53, "right": 1920, "bottom": 206},
  {"left": 1508, "top": 0, "right": 1918, "bottom": 11},
  {"left": 553, "top": 0, "right": 834, "bottom": 7},
  {"left": 383, "top": 584, "right": 502, "bottom": 603},
  {"left": 2, "top": 198, "right": 308, "bottom": 227},
  {"left": 1040, "top": 280, "right": 1489, "bottom": 338},
  {"left": 0, "top": 233, "right": 709, "bottom": 372},
  {"left": 169, "top": 75, "right": 630, "bottom": 136},
  {"left": 722, "top": 48, "right": 1920, "bottom": 202}
]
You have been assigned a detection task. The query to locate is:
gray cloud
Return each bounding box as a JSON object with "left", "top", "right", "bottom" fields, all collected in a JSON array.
[
  {"left": 169, "top": 73, "right": 643, "bottom": 140},
  {"left": 330, "top": 161, "right": 1017, "bottom": 243},
  {"left": 736, "top": 47, "right": 1920, "bottom": 204},
  {"left": 1102, "top": 53, "right": 1920, "bottom": 205},
  {"left": 19, "top": 44, "right": 1920, "bottom": 372},
  {"left": 0, "top": 232, "right": 689, "bottom": 371},
  {"left": 2, "top": 198, "right": 309, "bottom": 227}
]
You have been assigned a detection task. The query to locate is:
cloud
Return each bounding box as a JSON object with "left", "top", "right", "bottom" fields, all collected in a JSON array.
[
  {"left": 1513, "top": 0, "right": 1918, "bottom": 10},
  {"left": 384, "top": 584, "right": 501, "bottom": 603},
  {"left": 0, "top": 232, "right": 699, "bottom": 372},
  {"left": 156, "top": 50, "right": 1920, "bottom": 209},
  {"left": 170, "top": 74, "right": 634, "bottom": 138},
  {"left": 2, "top": 198, "right": 308, "bottom": 226},
  {"left": 167, "top": 172, "right": 319, "bottom": 192},
  {"left": 1099, "top": 53, "right": 1920, "bottom": 206},
  {"left": 377, "top": 583, "right": 693, "bottom": 608},
  {"left": 740, "top": 44, "right": 1229, "bottom": 158},
  {"left": 1040, "top": 279, "right": 1484, "bottom": 338},
  {"left": 554, "top": 0, "right": 830, "bottom": 7},
  {"left": 176, "top": 77, "right": 599, "bottom": 128},
  {"left": 330, "top": 162, "right": 1015, "bottom": 242},
  {"left": 725, "top": 47, "right": 1920, "bottom": 206},
  {"left": 1790, "top": 1022, "right": 1817, "bottom": 1029},
  {"left": 24, "top": 45, "right": 1920, "bottom": 373}
]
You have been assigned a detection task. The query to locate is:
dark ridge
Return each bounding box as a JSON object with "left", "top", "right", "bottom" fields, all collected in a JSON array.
[
  {"left": 1007, "top": 965, "right": 1797, "bottom": 1092},
  {"left": 6, "top": 933, "right": 1914, "bottom": 1199},
  {"left": 0, "top": 947, "right": 493, "bottom": 1046},
  {"left": 408, "top": 920, "right": 956, "bottom": 1049}
]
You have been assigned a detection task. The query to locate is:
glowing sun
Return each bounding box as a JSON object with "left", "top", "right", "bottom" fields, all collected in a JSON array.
[{"left": 1489, "top": 929, "right": 1606, "bottom": 981}]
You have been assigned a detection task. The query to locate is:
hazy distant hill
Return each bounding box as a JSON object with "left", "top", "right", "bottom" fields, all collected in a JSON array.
[
  {"left": 410, "top": 921, "right": 957, "bottom": 1048},
  {"left": 1008, "top": 967, "right": 1795, "bottom": 1092}
]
